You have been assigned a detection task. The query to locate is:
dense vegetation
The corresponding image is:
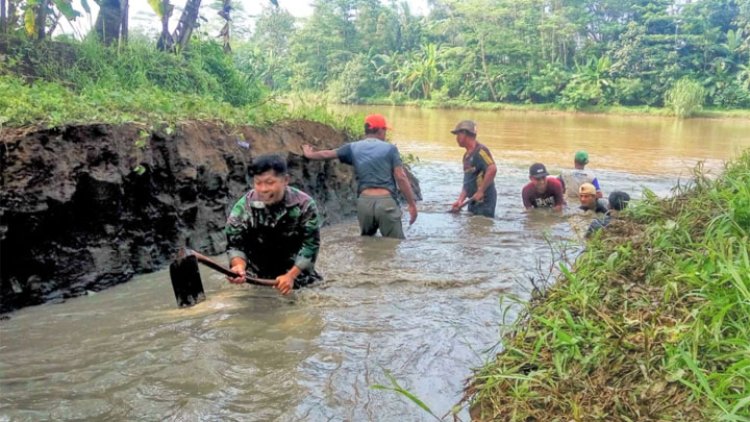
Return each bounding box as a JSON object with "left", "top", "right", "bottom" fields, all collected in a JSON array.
[
  {"left": 467, "top": 153, "right": 750, "bottom": 420},
  {"left": 250, "top": 0, "right": 750, "bottom": 112},
  {"left": 1, "top": 0, "right": 749, "bottom": 125},
  {"left": 0, "top": 35, "right": 364, "bottom": 133}
]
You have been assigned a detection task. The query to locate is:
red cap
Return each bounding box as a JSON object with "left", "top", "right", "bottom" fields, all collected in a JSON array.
[{"left": 364, "top": 114, "right": 390, "bottom": 130}]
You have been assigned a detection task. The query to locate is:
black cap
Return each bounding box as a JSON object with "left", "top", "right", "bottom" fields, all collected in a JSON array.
[{"left": 529, "top": 163, "right": 549, "bottom": 179}]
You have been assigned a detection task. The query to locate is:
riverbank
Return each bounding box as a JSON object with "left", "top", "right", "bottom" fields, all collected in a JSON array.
[
  {"left": 466, "top": 152, "right": 750, "bottom": 420},
  {"left": 353, "top": 97, "right": 750, "bottom": 120}
]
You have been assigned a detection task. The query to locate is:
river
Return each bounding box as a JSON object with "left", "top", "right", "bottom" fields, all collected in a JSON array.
[{"left": 1, "top": 107, "right": 748, "bottom": 421}]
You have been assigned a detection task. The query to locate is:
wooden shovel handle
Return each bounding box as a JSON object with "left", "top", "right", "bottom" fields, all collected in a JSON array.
[
  {"left": 187, "top": 249, "right": 277, "bottom": 287},
  {"left": 448, "top": 198, "right": 474, "bottom": 213}
]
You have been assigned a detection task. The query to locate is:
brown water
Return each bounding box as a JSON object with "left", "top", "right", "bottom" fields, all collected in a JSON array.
[{"left": 1, "top": 108, "right": 749, "bottom": 421}]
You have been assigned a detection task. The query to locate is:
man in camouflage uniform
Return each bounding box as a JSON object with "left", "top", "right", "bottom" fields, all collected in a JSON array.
[{"left": 225, "top": 153, "right": 321, "bottom": 295}]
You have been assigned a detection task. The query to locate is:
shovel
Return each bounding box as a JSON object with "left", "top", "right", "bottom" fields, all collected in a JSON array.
[{"left": 169, "top": 247, "right": 276, "bottom": 308}]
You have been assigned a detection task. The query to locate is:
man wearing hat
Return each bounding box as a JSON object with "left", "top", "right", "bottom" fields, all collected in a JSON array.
[
  {"left": 578, "top": 182, "right": 608, "bottom": 213},
  {"left": 522, "top": 163, "right": 564, "bottom": 212},
  {"left": 586, "top": 191, "right": 631, "bottom": 237},
  {"left": 559, "top": 150, "right": 603, "bottom": 200},
  {"left": 302, "top": 114, "right": 418, "bottom": 239},
  {"left": 449, "top": 120, "right": 497, "bottom": 218}
]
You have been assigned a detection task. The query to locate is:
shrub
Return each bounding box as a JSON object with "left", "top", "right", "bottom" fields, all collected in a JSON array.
[{"left": 664, "top": 78, "right": 706, "bottom": 118}]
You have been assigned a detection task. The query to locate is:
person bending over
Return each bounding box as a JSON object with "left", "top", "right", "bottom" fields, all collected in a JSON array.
[
  {"left": 522, "top": 163, "right": 564, "bottom": 213},
  {"left": 302, "top": 114, "right": 418, "bottom": 239}
]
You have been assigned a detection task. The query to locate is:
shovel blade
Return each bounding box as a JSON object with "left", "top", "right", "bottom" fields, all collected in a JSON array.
[{"left": 169, "top": 254, "right": 206, "bottom": 307}]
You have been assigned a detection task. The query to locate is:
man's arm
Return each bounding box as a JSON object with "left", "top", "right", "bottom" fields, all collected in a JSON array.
[
  {"left": 302, "top": 144, "right": 338, "bottom": 161},
  {"left": 228, "top": 256, "right": 247, "bottom": 284},
  {"left": 276, "top": 200, "right": 321, "bottom": 295},
  {"left": 592, "top": 177, "right": 603, "bottom": 198},
  {"left": 451, "top": 189, "right": 468, "bottom": 212},
  {"left": 473, "top": 163, "right": 497, "bottom": 201},
  {"left": 522, "top": 185, "right": 534, "bottom": 210},
  {"left": 225, "top": 196, "right": 250, "bottom": 284},
  {"left": 394, "top": 166, "right": 418, "bottom": 225},
  {"left": 552, "top": 180, "right": 564, "bottom": 213},
  {"left": 293, "top": 200, "right": 321, "bottom": 273}
]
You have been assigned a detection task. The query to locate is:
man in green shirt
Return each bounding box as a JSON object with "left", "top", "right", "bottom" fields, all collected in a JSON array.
[{"left": 225, "top": 153, "right": 321, "bottom": 295}]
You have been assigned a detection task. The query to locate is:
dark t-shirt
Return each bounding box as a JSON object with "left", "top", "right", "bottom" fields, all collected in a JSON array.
[
  {"left": 336, "top": 138, "right": 402, "bottom": 195},
  {"left": 522, "top": 177, "right": 564, "bottom": 209},
  {"left": 587, "top": 213, "right": 613, "bottom": 237},
  {"left": 463, "top": 143, "right": 497, "bottom": 217},
  {"left": 580, "top": 198, "right": 608, "bottom": 214}
]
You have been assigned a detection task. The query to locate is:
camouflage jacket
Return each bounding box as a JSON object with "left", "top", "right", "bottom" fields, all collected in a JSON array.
[{"left": 225, "top": 187, "right": 320, "bottom": 278}]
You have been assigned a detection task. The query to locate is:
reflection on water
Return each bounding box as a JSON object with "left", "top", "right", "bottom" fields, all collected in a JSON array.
[{"left": 2, "top": 109, "right": 749, "bottom": 421}]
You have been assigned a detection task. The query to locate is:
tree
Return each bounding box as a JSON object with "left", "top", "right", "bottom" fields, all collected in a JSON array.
[
  {"left": 289, "top": 0, "right": 361, "bottom": 90},
  {"left": 150, "top": 0, "right": 279, "bottom": 51},
  {"left": 94, "top": 0, "right": 125, "bottom": 45},
  {"left": 1, "top": 0, "right": 6, "bottom": 33},
  {"left": 395, "top": 43, "right": 440, "bottom": 99}
]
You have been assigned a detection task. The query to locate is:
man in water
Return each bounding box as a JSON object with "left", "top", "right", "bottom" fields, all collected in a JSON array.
[
  {"left": 449, "top": 120, "right": 497, "bottom": 218},
  {"left": 302, "top": 114, "right": 418, "bottom": 239},
  {"left": 559, "top": 150, "right": 603, "bottom": 200},
  {"left": 522, "top": 163, "right": 565, "bottom": 212},
  {"left": 578, "top": 182, "right": 608, "bottom": 213},
  {"left": 225, "top": 153, "right": 321, "bottom": 295},
  {"left": 587, "top": 191, "right": 631, "bottom": 237}
]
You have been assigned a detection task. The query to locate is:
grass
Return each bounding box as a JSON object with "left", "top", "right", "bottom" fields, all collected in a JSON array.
[
  {"left": 466, "top": 152, "right": 750, "bottom": 421},
  {"left": 0, "top": 36, "right": 360, "bottom": 137}
]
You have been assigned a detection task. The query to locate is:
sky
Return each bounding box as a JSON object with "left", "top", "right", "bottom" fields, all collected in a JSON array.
[{"left": 59, "top": 0, "right": 431, "bottom": 39}]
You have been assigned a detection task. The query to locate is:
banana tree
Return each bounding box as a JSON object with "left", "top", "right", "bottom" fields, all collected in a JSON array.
[
  {"left": 8, "top": 0, "right": 87, "bottom": 39},
  {"left": 396, "top": 43, "right": 441, "bottom": 99},
  {"left": 153, "top": 0, "right": 278, "bottom": 52}
]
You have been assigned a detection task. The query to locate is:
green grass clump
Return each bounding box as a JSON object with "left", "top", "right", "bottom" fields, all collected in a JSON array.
[
  {"left": 0, "top": 37, "right": 360, "bottom": 135},
  {"left": 468, "top": 152, "right": 750, "bottom": 421}
]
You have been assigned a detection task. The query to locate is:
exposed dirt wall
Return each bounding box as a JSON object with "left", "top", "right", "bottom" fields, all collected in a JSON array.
[{"left": 0, "top": 120, "right": 358, "bottom": 313}]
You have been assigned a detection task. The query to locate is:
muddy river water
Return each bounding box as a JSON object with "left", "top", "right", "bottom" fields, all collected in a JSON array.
[{"left": 1, "top": 107, "right": 748, "bottom": 421}]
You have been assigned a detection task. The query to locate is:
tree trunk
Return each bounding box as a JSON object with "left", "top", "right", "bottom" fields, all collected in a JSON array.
[
  {"left": 172, "top": 0, "right": 202, "bottom": 52},
  {"left": 218, "top": 0, "right": 230, "bottom": 53},
  {"left": 6, "top": 0, "right": 17, "bottom": 31},
  {"left": 93, "top": 0, "right": 122, "bottom": 45},
  {"left": 46, "top": 10, "right": 59, "bottom": 36},
  {"left": 1, "top": 0, "right": 7, "bottom": 34},
  {"left": 478, "top": 34, "right": 498, "bottom": 102},
  {"left": 120, "top": 0, "right": 128, "bottom": 43},
  {"left": 156, "top": 0, "right": 174, "bottom": 51},
  {"left": 34, "top": 0, "right": 47, "bottom": 40}
]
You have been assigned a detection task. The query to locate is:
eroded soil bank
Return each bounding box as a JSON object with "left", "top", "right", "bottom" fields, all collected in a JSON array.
[{"left": 0, "top": 120, "right": 358, "bottom": 313}]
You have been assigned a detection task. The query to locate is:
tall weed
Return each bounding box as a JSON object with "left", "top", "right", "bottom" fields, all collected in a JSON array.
[{"left": 665, "top": 78, "right": 706, "bottom": 118}]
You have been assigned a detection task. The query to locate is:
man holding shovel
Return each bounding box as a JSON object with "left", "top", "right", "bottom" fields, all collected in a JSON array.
[
  {"left": 225, "top": 153, "right": 322, "bottom": 295},
  {"left": 449, "top": 120, "right": 497, "bottom": 218}
]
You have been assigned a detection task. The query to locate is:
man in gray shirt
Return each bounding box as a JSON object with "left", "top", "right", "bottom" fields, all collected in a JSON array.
[{"left": 302, "top": 114, "right": 418, "bottom": 239}]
